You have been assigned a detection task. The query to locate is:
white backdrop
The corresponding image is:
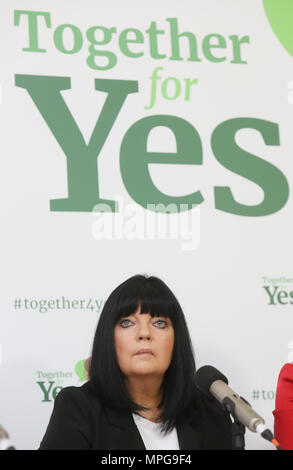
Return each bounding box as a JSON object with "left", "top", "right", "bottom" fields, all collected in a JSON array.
[{"left": 1, "top": 0, "right": 293, "bottom": 450}]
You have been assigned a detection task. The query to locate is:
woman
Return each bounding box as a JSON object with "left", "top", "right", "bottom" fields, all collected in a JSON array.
[
  {"left": 39, "top": 274, "right": 233, "bottom": 450},
  {"left": 273, "top": 363, "right": 293, "bottom": 450}
]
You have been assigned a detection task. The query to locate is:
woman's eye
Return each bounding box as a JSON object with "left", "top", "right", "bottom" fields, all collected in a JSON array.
[
  {"left": 119, "top": 318, "right": 168, "bottom": 328},
  {"left": 154, "top": 320, "right": 167, "bottom": 328},
  {"left": 120, "top": 319, "right": 132, "bottom": 327}
]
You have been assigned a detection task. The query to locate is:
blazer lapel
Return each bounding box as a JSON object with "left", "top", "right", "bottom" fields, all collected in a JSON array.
[
  {"left": 104, "top": 406, "right": 201, "bottom": 450},
  {"left": 104, "top": 406, "right": 146, "bottom": 450}
]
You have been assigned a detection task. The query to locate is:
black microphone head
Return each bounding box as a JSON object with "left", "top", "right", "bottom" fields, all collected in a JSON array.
[{"left": 195, "top": 365, "right": 228, "bottom": 396}]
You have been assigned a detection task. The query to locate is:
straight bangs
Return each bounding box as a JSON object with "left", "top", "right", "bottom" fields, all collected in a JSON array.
[{"left": 112, "top": 276, "right": 178, "bottom": 326}]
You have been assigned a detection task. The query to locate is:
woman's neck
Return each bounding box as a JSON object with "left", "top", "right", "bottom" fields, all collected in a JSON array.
[{"left": 124, "top": 376, "right": 163, "bottom": 421}]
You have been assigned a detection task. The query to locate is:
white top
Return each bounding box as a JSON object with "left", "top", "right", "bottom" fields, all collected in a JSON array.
[{"left": 132, "top": 412, "right": 180, "bottom": 450}]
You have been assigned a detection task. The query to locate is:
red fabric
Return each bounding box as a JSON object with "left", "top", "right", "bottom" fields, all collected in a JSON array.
[{"left": 273, "top": 363, "right": 293, "bottom": 450}]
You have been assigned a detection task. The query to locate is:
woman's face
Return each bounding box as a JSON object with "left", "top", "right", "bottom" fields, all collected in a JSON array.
[{"left": 113, "top": 306, "right": 174, "bottom": 379}]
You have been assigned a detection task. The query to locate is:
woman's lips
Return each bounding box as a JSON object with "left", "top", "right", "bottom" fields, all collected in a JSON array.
[{"left": 135, "top": 349, "right": 153, "bottom": 355}]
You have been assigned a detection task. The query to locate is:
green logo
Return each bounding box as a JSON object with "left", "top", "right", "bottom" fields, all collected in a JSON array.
[
  {"left": 262, "top": 276, "right": 293, "bottom": 305},
  {"left": 36, "top": 359, "right": 90, "bottom": 402},
  {"left": 263, "top": 0, "right": 293, "bottom": 57},
  {"left": 75, "top": 358, "right": 90, "bottom": 382}
]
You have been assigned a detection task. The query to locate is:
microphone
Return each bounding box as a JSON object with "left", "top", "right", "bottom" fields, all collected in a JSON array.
[
  {"left": 0, "top": 425, "right": 16, "bottom": 450},
  {"left": 195, "top": 365, "right": 282, "bottom": 449}
]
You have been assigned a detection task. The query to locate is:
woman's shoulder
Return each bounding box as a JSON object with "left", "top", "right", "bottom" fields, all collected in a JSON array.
[
  {"left": 278, "top": 363, "right": 293, "bottom": 381},
  {"left": 54, "top": 381, "right": 103, "bottom": 412},
  {"left": 275, "top": 363, "right": 293, "bottom": 412},
  {"left": 39, "top": 382, "right": 102, "bottom": 450}
]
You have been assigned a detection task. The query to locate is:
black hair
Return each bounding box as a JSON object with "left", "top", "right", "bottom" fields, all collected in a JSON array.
[{"left": 89, "top": 274, "right": 198, "bottom": 434}]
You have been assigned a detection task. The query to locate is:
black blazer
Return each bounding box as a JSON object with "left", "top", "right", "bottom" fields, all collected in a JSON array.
[{"left": 39, "top": 382, "right": 233, "bottom": 450}]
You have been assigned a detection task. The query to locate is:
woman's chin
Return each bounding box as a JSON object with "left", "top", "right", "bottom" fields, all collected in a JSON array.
[{"left": 131, "top": 365, "right": 158, "bottom": 375}]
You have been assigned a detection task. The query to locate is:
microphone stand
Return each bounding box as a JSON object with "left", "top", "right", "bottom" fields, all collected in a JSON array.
[{"left": 222, "top": 397, "right": 246, "bottom": 450}]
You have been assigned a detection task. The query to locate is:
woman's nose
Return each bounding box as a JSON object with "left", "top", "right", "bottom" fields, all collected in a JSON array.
[
  {"left": 139, "top": 332, "right": 151, "bottom": 340},
  {"left": 137, "top": 323, "right": 152, "bottom": 340}
]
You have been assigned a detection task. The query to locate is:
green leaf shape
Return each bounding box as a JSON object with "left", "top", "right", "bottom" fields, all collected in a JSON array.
[{"left": 263, "top": 0, "right": 293, "bottom": 57}]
